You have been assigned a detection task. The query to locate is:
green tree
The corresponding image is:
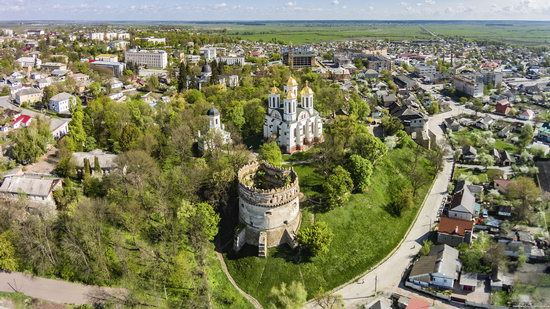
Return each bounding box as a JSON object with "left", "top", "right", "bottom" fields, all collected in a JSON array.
[
  {"left": 83, "top": 158, "right": 91, "bottom": 179},
  {"left": 177, "top": 61, "right": 187, "bottom": 93},
  {"left": 518, "top": 124, "right": 534, "bottom": 150},
  {"left": 89, "top": 82, "right": 102, "bottom": 98},
  {"left": 9, "top": 118, "right": 52, "bottom": 164},
  {"left": 345, "top": 154, "right": 373, "bottom": 192},
  {"left": 187, "top": 202, "right": 220, "bottom": 249},
  {"left": 323, "top": 165, "right": 353, "bottom": 210},
  {"left": 420, "top": 240, "right": 433, "bottom": 256},
  {"left": 65, "top": 97, "right": 87, "bottom": 151},
  {"left": 268, "top": 281, "right": 307, "bottom": 309},
  {"left": 259, "top": 142, "right": 283, "bottom": 167},
  {"left": 297, "top": 221, "right": 333, "bottom": 256},
  {"left": 386, "top": 177, "right": 414, "bottom": 217},
  {"left": 507, "top": 176, "right": 541, "bottom": 221},
  {"left": 93, "top": 156, "right": 101, "bottom": 174},
  {"left": 0, "top": 232, "right": 18, "bottom": 271},
  {"left": 381, "top": 116, "right": 404, "bottom": 136},
  {"left": 478, "top": 153, "right": 495, "bottom": 168},
  {"left": 224, "top": 100, "right": 246, "bottom": 130},
  {"left": 351, "top": 130, "right": 387, "bottom": 163},
  {"left": 243, "top": 99, "right": 266, "bottom": 138}
]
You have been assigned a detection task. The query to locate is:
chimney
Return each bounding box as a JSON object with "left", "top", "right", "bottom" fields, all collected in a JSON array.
[{"left": 454, "top": 225, "right": 459, "bottom": 234}]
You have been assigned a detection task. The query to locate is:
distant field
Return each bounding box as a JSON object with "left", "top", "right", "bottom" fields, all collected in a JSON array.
[
  {"left": 220, "top": 21, "right": 550, "bottom": 45},
  {"left": 226, "top": 23, "right": 431, "bottom": 43}
]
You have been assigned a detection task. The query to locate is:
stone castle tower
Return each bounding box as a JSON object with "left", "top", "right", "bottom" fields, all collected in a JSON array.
[{"left": 234, "top": 161, "right": 301, "bottom": 257}]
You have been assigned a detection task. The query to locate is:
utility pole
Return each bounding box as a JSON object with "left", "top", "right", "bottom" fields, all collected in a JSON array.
[{"left": 374, "top": 274, "right": 377, "bottom": 294}]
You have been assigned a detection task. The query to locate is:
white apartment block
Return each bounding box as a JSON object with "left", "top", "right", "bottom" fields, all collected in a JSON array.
[
  {"left": 16, "top": 56, "right": 41, "bottom": 69},
  {"left": 141, "top": 37, "right": 166, "bottom": 44},
  {"left": 415, "top": 63, "right": 437, "bottom": 77},
  {"left": 89, "top": 32, "right": 105, "bottom": 41},
  {"left": 200, "top": 47, "right": 217, "bottom": 61},
  {"left": 117, "top": 33, "right": 131, "bottom": 40},
  {"left": 1, "top": 29, "right": 13, "bottom": 36},
  {"left": 125, "top": 49, "right": 168, "bottom": 69},
  {"left": 105, "top": 32, "right": 118, "bottom": 41},
  {"left": 218, "top": 56, "right": 245, "bottom": 66},
  {"left": 452, "top": 74, "right": 484, "bottom": 98}
]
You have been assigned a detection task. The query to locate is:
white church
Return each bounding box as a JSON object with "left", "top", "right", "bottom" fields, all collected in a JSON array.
[
  {"left": 198, "top": 107, "right": 232, "bottom": 152},
  {"left": 263, "top": 76, "right": 323, "bottom": 153}
]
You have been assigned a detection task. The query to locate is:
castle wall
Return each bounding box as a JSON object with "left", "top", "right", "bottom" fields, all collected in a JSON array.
[{"left": 237, "top": 161, "right": 302, "bottom": 248}]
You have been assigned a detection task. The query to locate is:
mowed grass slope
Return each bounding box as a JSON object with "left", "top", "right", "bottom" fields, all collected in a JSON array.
[{"left": 224, "top": 146, "right": 435, "bottom": 305}]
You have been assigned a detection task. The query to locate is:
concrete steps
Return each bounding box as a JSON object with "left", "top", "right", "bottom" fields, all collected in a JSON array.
[{"left": 258, "top": 232, "right": 267, "bottom": 258}]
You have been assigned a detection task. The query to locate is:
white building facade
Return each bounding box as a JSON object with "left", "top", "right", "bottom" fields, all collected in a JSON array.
[
  {"left": 124, "top": 49, "right": 168, "bottom": 69},
  {"left": 49, "top": 92, "right": 75, "bottom": 114},
  {"left": 263, "top": 77, "right": 323, "bottom": 153}
]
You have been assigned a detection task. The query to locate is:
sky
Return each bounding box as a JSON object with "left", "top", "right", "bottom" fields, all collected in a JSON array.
[{"left": 1, "top": 0, "right": 549, "bottom": 21}]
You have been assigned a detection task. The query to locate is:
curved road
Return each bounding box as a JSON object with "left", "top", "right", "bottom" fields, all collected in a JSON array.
[{"left": 307, "top": 107, "right": 463, "bottom": 308}]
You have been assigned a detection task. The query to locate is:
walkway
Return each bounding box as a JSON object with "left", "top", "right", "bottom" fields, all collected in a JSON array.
[
  {"left": 0, "top": 271, "right": 125, "bottom": 305},
  {"left": 215, "top": 252, "right": 263, "bottom": 309}
]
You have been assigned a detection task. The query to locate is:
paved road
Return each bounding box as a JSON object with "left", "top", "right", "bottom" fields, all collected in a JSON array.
[
  {"left": 307, "top": 108, "right": 462, "bottom": 308},
  {"left": 0, "top": 271, "right": 125, "bottom": 305}
]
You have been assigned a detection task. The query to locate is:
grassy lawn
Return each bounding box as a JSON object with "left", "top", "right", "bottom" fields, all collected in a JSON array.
[
  {"left": 224, "top": 146, "right": 435, "bottom": 305},
  {"left": 206, "top": 251, "right": 255, "bottom": 309},
  {"left": 452, "top": 128, "right": 519, "bottom": 155},
  {"left": 453, "top": 166, "right": 489, "bottom": 184}
]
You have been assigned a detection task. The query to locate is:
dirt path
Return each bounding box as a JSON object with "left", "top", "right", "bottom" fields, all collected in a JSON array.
[
  {"left": 215, "top": 252, "right": 263, "bottom": 309},
  {"left": 0, "top": 271, "right": 125, "bottom": 305}
]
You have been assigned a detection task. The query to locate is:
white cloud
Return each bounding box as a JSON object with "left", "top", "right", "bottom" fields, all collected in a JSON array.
[
  {"left": 424, "top": 0, "right": 436, "bottom": 5},
  {"left": 332, "top": 0, "right": 339, "bottom": 5}
]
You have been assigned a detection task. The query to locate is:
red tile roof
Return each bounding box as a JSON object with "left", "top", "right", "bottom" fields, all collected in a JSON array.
[
  {"left": 438, "top": 216, "right": 474, "bottom": 236},
  {"left": 407, "top": 298, "right": 431, "bottom": 309},
  {"left": 12, "top": 114, "right": 31, "bottom": 126}
]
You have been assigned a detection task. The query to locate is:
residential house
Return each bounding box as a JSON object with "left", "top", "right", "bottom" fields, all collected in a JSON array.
[
  {"left": 495, "top": 99, "right": 511, "bottom": 115},
  {"left": 459, "top": 273, "right": 478, "bottom": 292},
  {"left": 408, "top": 244, "right": 461, "bottom": 290},
  {"left": 448, "top": 184, "right": 477, "bottom": 220},
  {"left": 49, "top": 92, "right": 75, "bottom": 114},
  {"left": 497, "top": 125, "right": 513, "bottom": 138},
  {"left": 437, "top": 216, "right": 474, "bottom": 246},
  {"left": 476, "top": 116, "right": 495, "bottom": 130},
  {"left": 518, "top": 109, "right": 535, "bottom": 121},
  {"left": 14, "top": 88, "right": 43, "bottom": 105},
  {"left": 71, "top": 149, "right": 118, "bottom": 176},
  {"left": 0, "top": 174, "right": 62, "bottom": 207},
  {"left": 494, "top": 179, "right": 511, "bottom": 194},
  {"left": 389, "top": 103, "right": 428, "bottom": 134},
  {"left": 461, "top": 146, "right": 478, "bottom": 163},
  {"left": 538, "top": 122, "right": 550, "bottom": 142},
  {"left": 11, "top": 114, "right": 32, "bottom": 129},
  {"left": 492, "top": 149, "right": 513, "bottom": 166},
  {"left": 444, "top": 118, "right": 461, "bottom": 132}
]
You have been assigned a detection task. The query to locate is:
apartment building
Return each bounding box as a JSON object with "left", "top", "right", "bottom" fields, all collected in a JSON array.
[
  {"left": 125, "top": 49, "right": 168, "bottom": 69},
  {"left": 452, "top": 74, "right": 484, "bottom": 98}
]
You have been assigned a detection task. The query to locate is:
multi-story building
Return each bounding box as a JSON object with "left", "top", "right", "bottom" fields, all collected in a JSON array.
[
  {"left": 89, "top": 61, "right": 125, "bottom": 77},
  {"left": 96, "top": 54, "right": 119, "bottom": 62},
  {"left": 1, "top": 28, "right": 13, "bottom": 36},
  {"left": 41, "top": 62, "right": 67, "bottom": 72},
  {"left": 263, "top": 76, "right": 323, "bottom": 153},
  {"left": 89, "top": 32, "right": 105, "bottom": 41},
  {"left": 282, "top": 46, "right": 317, "bottom": 68},
  {"left": 15, "top": 88, "right": 43, "bottom": 105},
  {"left": 140, "top": 37, "right": 166, "bottom": 45},
  {"left": 200, "top": 47, "right": 217, "bottom": 61},
  {"left": 117, "top": 33, "right": 131, "bottom": 40},
  {"left": 415, "top": 63, "right": 437, "bottom": 78},
  {"left": 108, "top": 40, "right": 130, "bottom": 51},
  {"left": 49, "top": 92, "right": 75, "bottom": 114},
  {"left": 218, "top": 55, "right": 245, "bottom": 66},
  {"left": 452, "top": 74, "right": 484, "bottom": 98},
  {"left": 124, "top": 49, "right": 168, "bottom": 69},
  {"left": 366, "top": 54, "right": 391, "bottom": 72},
  {"left": 480, "top": 69, "right": 503, "bottom": 88},
  {"left": 26, "top": 29, "right": 44, "bottom": 37},
  {"left": 104, "top": 32, "right": 118, "bottom": 41},
  {"left": 16, "top": 55, "right": 41, "bottom": 69}
]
